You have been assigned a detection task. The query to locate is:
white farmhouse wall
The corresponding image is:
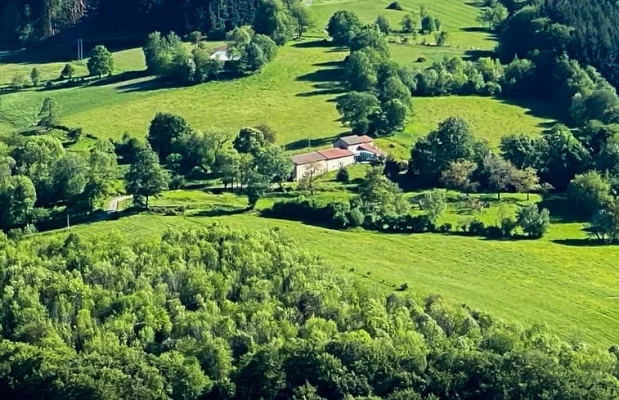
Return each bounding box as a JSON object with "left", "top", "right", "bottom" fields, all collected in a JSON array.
[
  {"left": 323, "top": 156, "right": 355, "bottom": 172},
  {"left": 293, "top": 156, "right": 355, "bottom": 181},
  {"left": 294, "top": 160, "right": 328, "bottom": 181}
]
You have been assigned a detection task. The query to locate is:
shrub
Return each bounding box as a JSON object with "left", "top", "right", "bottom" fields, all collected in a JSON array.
[
  {"left": 469, "top": 219, "right": 485, "bottom": 235},
  {"left": 325, "top": 202, "right": 350, "bottom": 228},
  {"left": 387, "top": 1, "right": 403, "bottom": 10},
  {"left": 336, "top": 168, "right": 350, "bottom": 183},
  {"left": 517, "top": 205, "right": 550, "bottom": 239},
  {"left": 501, "top": 217, "right": 517, "bottom": 237},
  {"left": 10, "top": 73, "right": 27, "bottom": 90},
  {"left": 349, "top": 207, "right": 365, "bottom": 227},
  {"left": 398, "top": 282, "right": 409, "bottom": 291},
  {"left": 22, "top": 224, "right": 38, "bottom": 236},
  {"left": 187, "top": 31, "right": 204, "bottom": 43},
  {"left": 7, "top": 229, "right": 23, "bottom": 241},
  {"left": 485, "top": 225, "right": 503, "bottom": 238},
  {"left": 416, "top": 57, "right": 426, "bottom": 63},
  {"left": 439, "top": 222, "right": 452, "bottom": 233},
  {"left": 409, "top": 214, "right": 434, "bottom": 233},
  {"left": 169, "top": 175, "right": 185, "bottom": 190}
]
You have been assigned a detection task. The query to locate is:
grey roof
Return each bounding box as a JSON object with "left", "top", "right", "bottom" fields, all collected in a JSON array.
[
  {"left": 337, "top": 135, "right": 374, "bottom": 146},
  {"left": 292, "top": 152, "right": 326, "bottom": 165}
]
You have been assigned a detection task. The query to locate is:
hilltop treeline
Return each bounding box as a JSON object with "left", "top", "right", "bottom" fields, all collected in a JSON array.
[
  {"left": 498, "top": 0, "right": 619, "bottom": 88},
  {"left": 0, "top": 0, "right": 279, "bottom": 46},
  {"left": 1, "top": 226, "right": 619, "bottom": 399}
]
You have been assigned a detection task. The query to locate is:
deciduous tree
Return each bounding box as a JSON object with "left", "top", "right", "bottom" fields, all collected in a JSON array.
[
  {"left": 440, "top": 160, "right": 479, "bottom": 193},
  {"left": 147, "top": 112, "right": 192, "bottom": 161},
  {"left": 517, "top": 204, "right": 550, "bottom": 238},
  {"left": 125, "top": 146, "right": 169, "bottom": 208},
  {"left": 87, "top": 45, "right": 114, "bottom": 78}
]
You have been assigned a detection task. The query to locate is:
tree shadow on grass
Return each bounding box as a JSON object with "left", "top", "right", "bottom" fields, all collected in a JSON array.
[
  {"left": 539, "top": 194, "right": 587, "bottom": 224},
  {"left": 495, "top": 97, "right": 562, "bottom": 129},
  {"left": 463, "top": 48, "right": 496, "bottom": 61},
  {"left": 460, "top": 27, "right": 490, "bottom": 33},
  {"left": 297, "top": 68, "right": 343, "bottom": 83},
  {"left": 551, "top": 238, "right": 617, "bottom": 247},
  {"left": 0, "top": 47, "right": 75, "bottom": 65},
  {"left": 190, "top": 207, "right": 248, "bottom": 218},
  {"left": 314, "top": 60, "right": 344, "bottom": 68},
  {"left": 34, "top": 70, "right": 149, "bottom": 93},
  {"left": 115, "top": 77, "right": 187, "bottom": 93},
  {"left": 296, "top": 62, "right": 346, "bottom": 97},
  {"left": 285, "top": 134, "right": 342, "bottom": 151},
  {"left": 292, "top": 39, "right": 336, "bottom": 49}
]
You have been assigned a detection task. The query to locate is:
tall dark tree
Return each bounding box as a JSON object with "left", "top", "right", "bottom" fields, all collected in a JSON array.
[
  {"left": 410, "top": 117, "right": 476, "bottom": 183},
  {"left": 147, "top": 112, "right": 192, "bottom": 161},
  {"left": 125, "top": 145, "right": 170, "bottom": 208}
]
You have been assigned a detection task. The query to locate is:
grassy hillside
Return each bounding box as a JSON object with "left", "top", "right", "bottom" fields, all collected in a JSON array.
[
  {"left": 0, "top": 0, "right": 552, "bottom": 155},
  {"left": 60, "top": 194, "right": 619, "bottom": 346},
  {"left": 312, "top": 0, "right": 495, "bottom": 50}
]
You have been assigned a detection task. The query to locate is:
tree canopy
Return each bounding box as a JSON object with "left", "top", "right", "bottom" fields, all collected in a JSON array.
[{"left": 0, "top": 225, "right": 617, "bottom": 399}]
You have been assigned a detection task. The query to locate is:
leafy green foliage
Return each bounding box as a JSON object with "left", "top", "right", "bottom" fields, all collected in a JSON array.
[
  {"left": 375, "top": 15, "right": 390, "bottom": 34},
  {"left": 29, "top": 67, "right": 40, "bottom": 86},
  {"left": 567, "top": 171, "right": 612, "bottom": 218},
  {"left": 400, "top": 13, "right": 416, "bottom": 33},
  {"left": 233, "top": 127, "right": 266, "bottom": 156},
  {"left": 421, "top": 189, "right": 447, "bottom": 223},
  {"left": 147, "top": 112, "right": 193, "bottom": 161},
  {"left": 410, "top": 117, "right": 476, "bottom": 183},
  {"left": 336, "top": 167, "right": 350, "bottom": 183},
  {"left": 327, "top": 10, "right": 363, "bottom": 46},
  {"left": 87, "top": 45, "right": 114, "bottom": 78},
  {"left": 125, "top": 146, "right": 170, "bottom": 208},
  {"left": 37, "top": 97, "right": 59, "bottom": 128},
  {"left": 517, "top": 204, "right": 551, "bottom": 238},
  {"left": 60, "top": 63, "right": 75, "bottom": 80},
  {"left": 3, "top": 225, "right": 613, "bottom": 398}
]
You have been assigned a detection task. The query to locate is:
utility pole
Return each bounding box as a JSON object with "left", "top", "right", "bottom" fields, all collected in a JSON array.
[
  {"left": 307, "top": 135, "right": 310, "bottom": 152},
  {"left": 66, "top": 213, "right": 70, "bottom": 229},
  {"left": 77, "top": 39, "right": 83, "bottom": 63}
]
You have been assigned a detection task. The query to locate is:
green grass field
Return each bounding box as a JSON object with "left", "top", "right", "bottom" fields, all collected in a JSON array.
[
  {"left": 7, "top": 0, "right": 609, "bottom": 346},
  {"left": 60, "top": 189, "right": 619, "bottom": 346},
  {"left": 0, "top": 0, "right": 551, "bottom": 156}
]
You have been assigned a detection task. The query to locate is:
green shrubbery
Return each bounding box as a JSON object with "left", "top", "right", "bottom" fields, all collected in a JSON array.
[{"left": 0, "top": 226, "right": 617, "bottom": 398}]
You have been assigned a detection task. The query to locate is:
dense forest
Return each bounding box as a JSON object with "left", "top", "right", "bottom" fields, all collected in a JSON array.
[
  {"left": 0, "top": 0, "right": 261, "bottom": 46},
  {"left": 0, "top": 225, "right": 618, "bottom": 399},
  {"left": 498, "top": 0, "right": 619, "bottom": 88}
]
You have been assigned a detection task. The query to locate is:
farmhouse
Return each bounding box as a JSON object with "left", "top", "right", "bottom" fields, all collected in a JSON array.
[
  {"left": 291, "top": 135, "right": 387, "bottom": 181},
  {"left": 334, "top": 135, "right": 386, "bottom": 161},
  {"left": 292, "top": 148, "right": 355, "bottom": 181}
]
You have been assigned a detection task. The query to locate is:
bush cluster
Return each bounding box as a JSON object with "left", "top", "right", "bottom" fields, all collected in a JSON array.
[{"left": 266, "top": 198, "right": 550, "bottom": 239}]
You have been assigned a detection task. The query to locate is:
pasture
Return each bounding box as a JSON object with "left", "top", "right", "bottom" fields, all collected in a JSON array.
[
  {"left": 0, "top": 0, "right": 551, "bottom": 156},
  {"left": 5, "top": 0, "right": 608, "bottom": 346},
  {"left": 62, "top": 188, "right": 619, "bottom": 346}
]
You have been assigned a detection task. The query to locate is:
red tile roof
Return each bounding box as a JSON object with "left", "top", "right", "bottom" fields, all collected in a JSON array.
[
  {"left": 291, "top": 148, "right": 355, "bottom": 165},
  {"left": 358, "top": 143, "right": 386, "bottom": 156},
  {"left": 317, "top": 148, "right": 355, "bottom": 160}
]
